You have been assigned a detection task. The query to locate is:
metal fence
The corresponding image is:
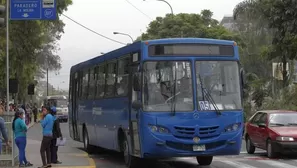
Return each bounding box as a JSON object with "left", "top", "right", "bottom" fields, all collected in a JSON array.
[{"left": 0, "top": 113, "right": 18, "bottom": 167}]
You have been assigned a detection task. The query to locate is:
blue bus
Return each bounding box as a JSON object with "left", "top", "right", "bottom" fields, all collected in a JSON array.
[{"left": 68, "top": 38, "right": 245, "bottom": 167}]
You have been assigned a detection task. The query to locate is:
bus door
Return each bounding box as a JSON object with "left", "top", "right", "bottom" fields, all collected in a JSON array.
[
  {"left": 128, "top": 53, "right": 141, "bottom": 157},
  {"left": 72, "top": 72, "right": 80, "bottom": 140}
]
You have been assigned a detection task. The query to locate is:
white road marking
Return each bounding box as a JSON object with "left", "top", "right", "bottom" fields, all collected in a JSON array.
[
  {"left": 220, "top": 160, "right": 257, "bottom": 168},
  {"left": 258, "top": 160, "right": 297, "bottom": 168}
]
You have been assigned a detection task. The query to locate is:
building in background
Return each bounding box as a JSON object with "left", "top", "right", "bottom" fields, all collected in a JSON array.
[{"left": 220, "top": 15, "right": 236, "bottom": 31}]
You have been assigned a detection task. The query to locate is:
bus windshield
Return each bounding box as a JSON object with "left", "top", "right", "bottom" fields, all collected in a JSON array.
[
  {"left": 143, "top": 61, "right": 194, "bottom": 112},
  {"left": 46, "top": 99, "right": 68, "bottom": 108},
  {"left": 196, "top": 61, "right": 242, "bottom": 110}
]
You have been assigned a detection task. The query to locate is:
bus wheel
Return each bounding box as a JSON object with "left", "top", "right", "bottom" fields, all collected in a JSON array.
[
  {"left": 123, "top": 136, "right": 139, "bottom": 168},
  {"left": 196, "top": 156, "right": 213, "bottom": 165},
  {"left": 83, "top": 127, "right": 94, "bottom": 154}
]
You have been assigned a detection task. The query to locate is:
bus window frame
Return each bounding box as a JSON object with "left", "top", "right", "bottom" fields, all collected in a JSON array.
[
  {"left": 141, "top": 59, "right": 195, "bottom": 112},
  {"left": 94, "top": 63, "right": 107, "bottom": 99},
  {"left": 87, "top": 67, "right": 96, "bottom": 100},
  {"left": 81, "top": 69, "right": 90, "bottom": 100},
  {"left": 74, "top": 52, "right": 141, "bottom": 101},
  {"left": 116, "top": 55, "right": 132, "bottom": 98},
  {"left": 104, "top": 59, "right": 118, "bottom": 98}
]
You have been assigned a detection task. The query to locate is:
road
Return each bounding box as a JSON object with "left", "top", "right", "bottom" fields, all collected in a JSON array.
[{"left": 30, "top": 123, "right": 297, "bottom": 168}]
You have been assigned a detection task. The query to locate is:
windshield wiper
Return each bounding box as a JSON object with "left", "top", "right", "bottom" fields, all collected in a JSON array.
[{"left": 198, "top": 75, "right": 221, "bottom": 116}]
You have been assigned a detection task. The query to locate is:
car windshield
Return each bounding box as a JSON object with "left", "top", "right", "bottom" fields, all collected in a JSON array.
[
  {"left": 196, "top": 61, "right": 242, "bottom": 110},
  {"left": 269, "top": 113, "right": 297, "bottom": 126},
  {"left": 143, "top": 61, "right": 193, "bottom": 111}
]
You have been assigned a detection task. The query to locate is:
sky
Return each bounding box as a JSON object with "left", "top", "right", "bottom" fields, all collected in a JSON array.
[{"left": 48, "top": 0, "right": 244, "bottom": 90}]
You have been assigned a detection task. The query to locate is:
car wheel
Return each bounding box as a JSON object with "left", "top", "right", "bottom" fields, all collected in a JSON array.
[
  {"left": 246, "top": 136, "right": 256, "bottom": 154},
  {"left": 196, "top": 156, "right": 213, "bottom": 165},
  {"left": 267, "top": 139, "right": 277, "bottom": 158}
]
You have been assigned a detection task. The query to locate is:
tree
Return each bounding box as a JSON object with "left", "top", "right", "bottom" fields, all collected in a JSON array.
[
  {"left": 0, "top": 0, "right": 73, "bottom": 102},
  {"left": 234, "top": 0, "right": 297, "bottom": 88},
  {"left": 232, "top": 0, "right": 297, "bottom": 116},
  {"left": 139, "top": 10, "right": 240, "bottom": 42}
]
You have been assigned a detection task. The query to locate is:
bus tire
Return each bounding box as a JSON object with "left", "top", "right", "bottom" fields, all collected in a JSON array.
[
  {"left": 83, "top": 127, "right": 94, "bottom": 154},
  {"left": 196, "top": 156, "right": 213, "bottom": 165},
  {"left": 123, "top": 135, "right": 139, "bottom": 168}
]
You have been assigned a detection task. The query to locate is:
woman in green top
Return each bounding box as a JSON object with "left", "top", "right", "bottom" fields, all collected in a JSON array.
[{"left": 12, "top": 109, "right": 33, "bottom": 167}]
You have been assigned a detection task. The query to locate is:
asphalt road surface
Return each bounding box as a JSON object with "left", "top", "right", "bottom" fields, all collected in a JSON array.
[{"left": 48, "top": 123, "right": 297, "bottom": 168}]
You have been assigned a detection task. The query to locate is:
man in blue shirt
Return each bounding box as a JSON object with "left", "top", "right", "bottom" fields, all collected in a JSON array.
[
  {"left": 39, "top": 106, "right": 54, "bottom": 168},
  {"left": 0, "top": 116, "right": 9, "bottom": 154}
]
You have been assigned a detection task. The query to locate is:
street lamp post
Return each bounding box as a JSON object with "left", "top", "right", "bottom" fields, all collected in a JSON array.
[
  {"left": 157, "top": 0, "right": 173, "bottom": 15},
  {"left": 113, "top": 32, "right": 134, "bottom": 43},
  {"left": 144, "top": 0, "right": 174, "bottom": 15}
]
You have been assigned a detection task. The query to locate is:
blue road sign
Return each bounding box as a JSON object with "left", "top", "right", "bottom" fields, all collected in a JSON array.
[{"left": 10, "top": 0, "right": 57, "bottom": 20}]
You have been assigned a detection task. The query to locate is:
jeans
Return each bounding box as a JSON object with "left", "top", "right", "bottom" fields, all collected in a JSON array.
[
  {"left": 15, "top": 137, "right": 28, "bottom": 165},
  {"left": 40, "top": 136, "right": 52, "bottom": 166},
  {"left": 50, "top": 138, "right": 58, "bottom": 163}
]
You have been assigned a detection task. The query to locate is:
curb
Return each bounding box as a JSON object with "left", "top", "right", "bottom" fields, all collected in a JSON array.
[{"left": 80, "top": 151, "right": 96, "bottom": 168}]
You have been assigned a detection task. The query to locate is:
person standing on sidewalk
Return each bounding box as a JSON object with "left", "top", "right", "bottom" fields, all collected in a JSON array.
[
  {"left": 50, "top": 106, "right": 63, "bottom": 164},
  {"left": 39, "top": 106, "right": 54, "bottom": 168},
  {"left": 12, "top": 109, "right": 33, "bottom": 167},
  {"left": 0, "top": 116, "right": 9, "bottom": 154}
]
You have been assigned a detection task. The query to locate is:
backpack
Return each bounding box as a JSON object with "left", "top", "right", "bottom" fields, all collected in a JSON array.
[{"left": 52, "top": 119, "right": 59, "bottom": 138}]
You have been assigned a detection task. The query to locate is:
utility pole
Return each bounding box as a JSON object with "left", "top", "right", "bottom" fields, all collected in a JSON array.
[
  {"left": 0, "top": 2, "right": 9, "bottom": 112},
  {"left": 47, "top": 68, "right": 49, "bottom": 96}
]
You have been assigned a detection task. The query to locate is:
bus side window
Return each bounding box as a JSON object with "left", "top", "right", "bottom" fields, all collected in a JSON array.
[
  {"left": 95, "top": 64, "right": 106, "bottom": 99},
  {"left": 117, "top": 56, "right": 130, "bottom": 96},
  {"left": 88, "top": 68, "right": 96, "bottom": 99},
  {"left": 105, "top": 61, "right": 117, "bottom": 97},
  {"left": 82, "top": 70, "right": 89, "bottom": 99},
  {"left": 78, "top": 71, "right": 83, "bottom": 99}
]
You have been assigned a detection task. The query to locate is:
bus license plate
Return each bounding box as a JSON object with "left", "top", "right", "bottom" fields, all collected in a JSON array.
[{"left": 193, "top": 145, "right": 205, "bottom": 151}]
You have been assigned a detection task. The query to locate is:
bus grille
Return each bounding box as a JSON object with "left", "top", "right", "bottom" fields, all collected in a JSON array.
[
  {"left": 174, "top": 126, "right": 195, "bottom": 137},
  {"left": 199, "top": 126, "right": 219, "bottom": 135}
]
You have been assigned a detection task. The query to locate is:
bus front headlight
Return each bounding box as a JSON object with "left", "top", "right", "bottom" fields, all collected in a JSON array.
[{"left": 148, "top": 125, "right": 170, "bottom": 134}]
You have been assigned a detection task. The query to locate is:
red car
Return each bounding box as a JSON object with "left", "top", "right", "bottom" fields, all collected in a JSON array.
[{"left": 245, "top": 110, "right": 297, "bottom": 158}]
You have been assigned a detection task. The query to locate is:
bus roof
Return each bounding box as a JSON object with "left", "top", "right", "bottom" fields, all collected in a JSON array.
[
  {"left": 70, "top": 38, "right": 236, "bottom": 73},
  {"left": 144, "top": 38, "right": 235, "bottom": 45}
]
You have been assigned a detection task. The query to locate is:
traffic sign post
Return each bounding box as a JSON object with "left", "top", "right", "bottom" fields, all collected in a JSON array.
[{"left": 10, "top": 0, "right": 57, "bottom": 20}]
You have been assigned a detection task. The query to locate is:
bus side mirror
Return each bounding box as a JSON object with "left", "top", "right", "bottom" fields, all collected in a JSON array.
[
  {"left": 132, "top": 100, "right": 142, "bottom": 110},
  {"left": 240, "top": 68, "right": 247, "bottom": 97},
  {"left": 240, "top": 68, "right": 246, "bottom": 86},
  {"left": 133, "top": 74, "right": 141, "bottom": 91}
]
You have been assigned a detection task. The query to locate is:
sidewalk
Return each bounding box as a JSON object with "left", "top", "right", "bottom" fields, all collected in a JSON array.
[
  {"left": 25, "top": 122, "right": 95, "bottom": 168},
  {"left": 26, "top": 138, "right": 95, "bottom": 168}
]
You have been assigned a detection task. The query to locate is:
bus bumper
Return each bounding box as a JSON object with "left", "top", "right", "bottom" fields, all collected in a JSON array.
[{"left": 141, "top": 130, "right": 242, "bottom": 158}]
